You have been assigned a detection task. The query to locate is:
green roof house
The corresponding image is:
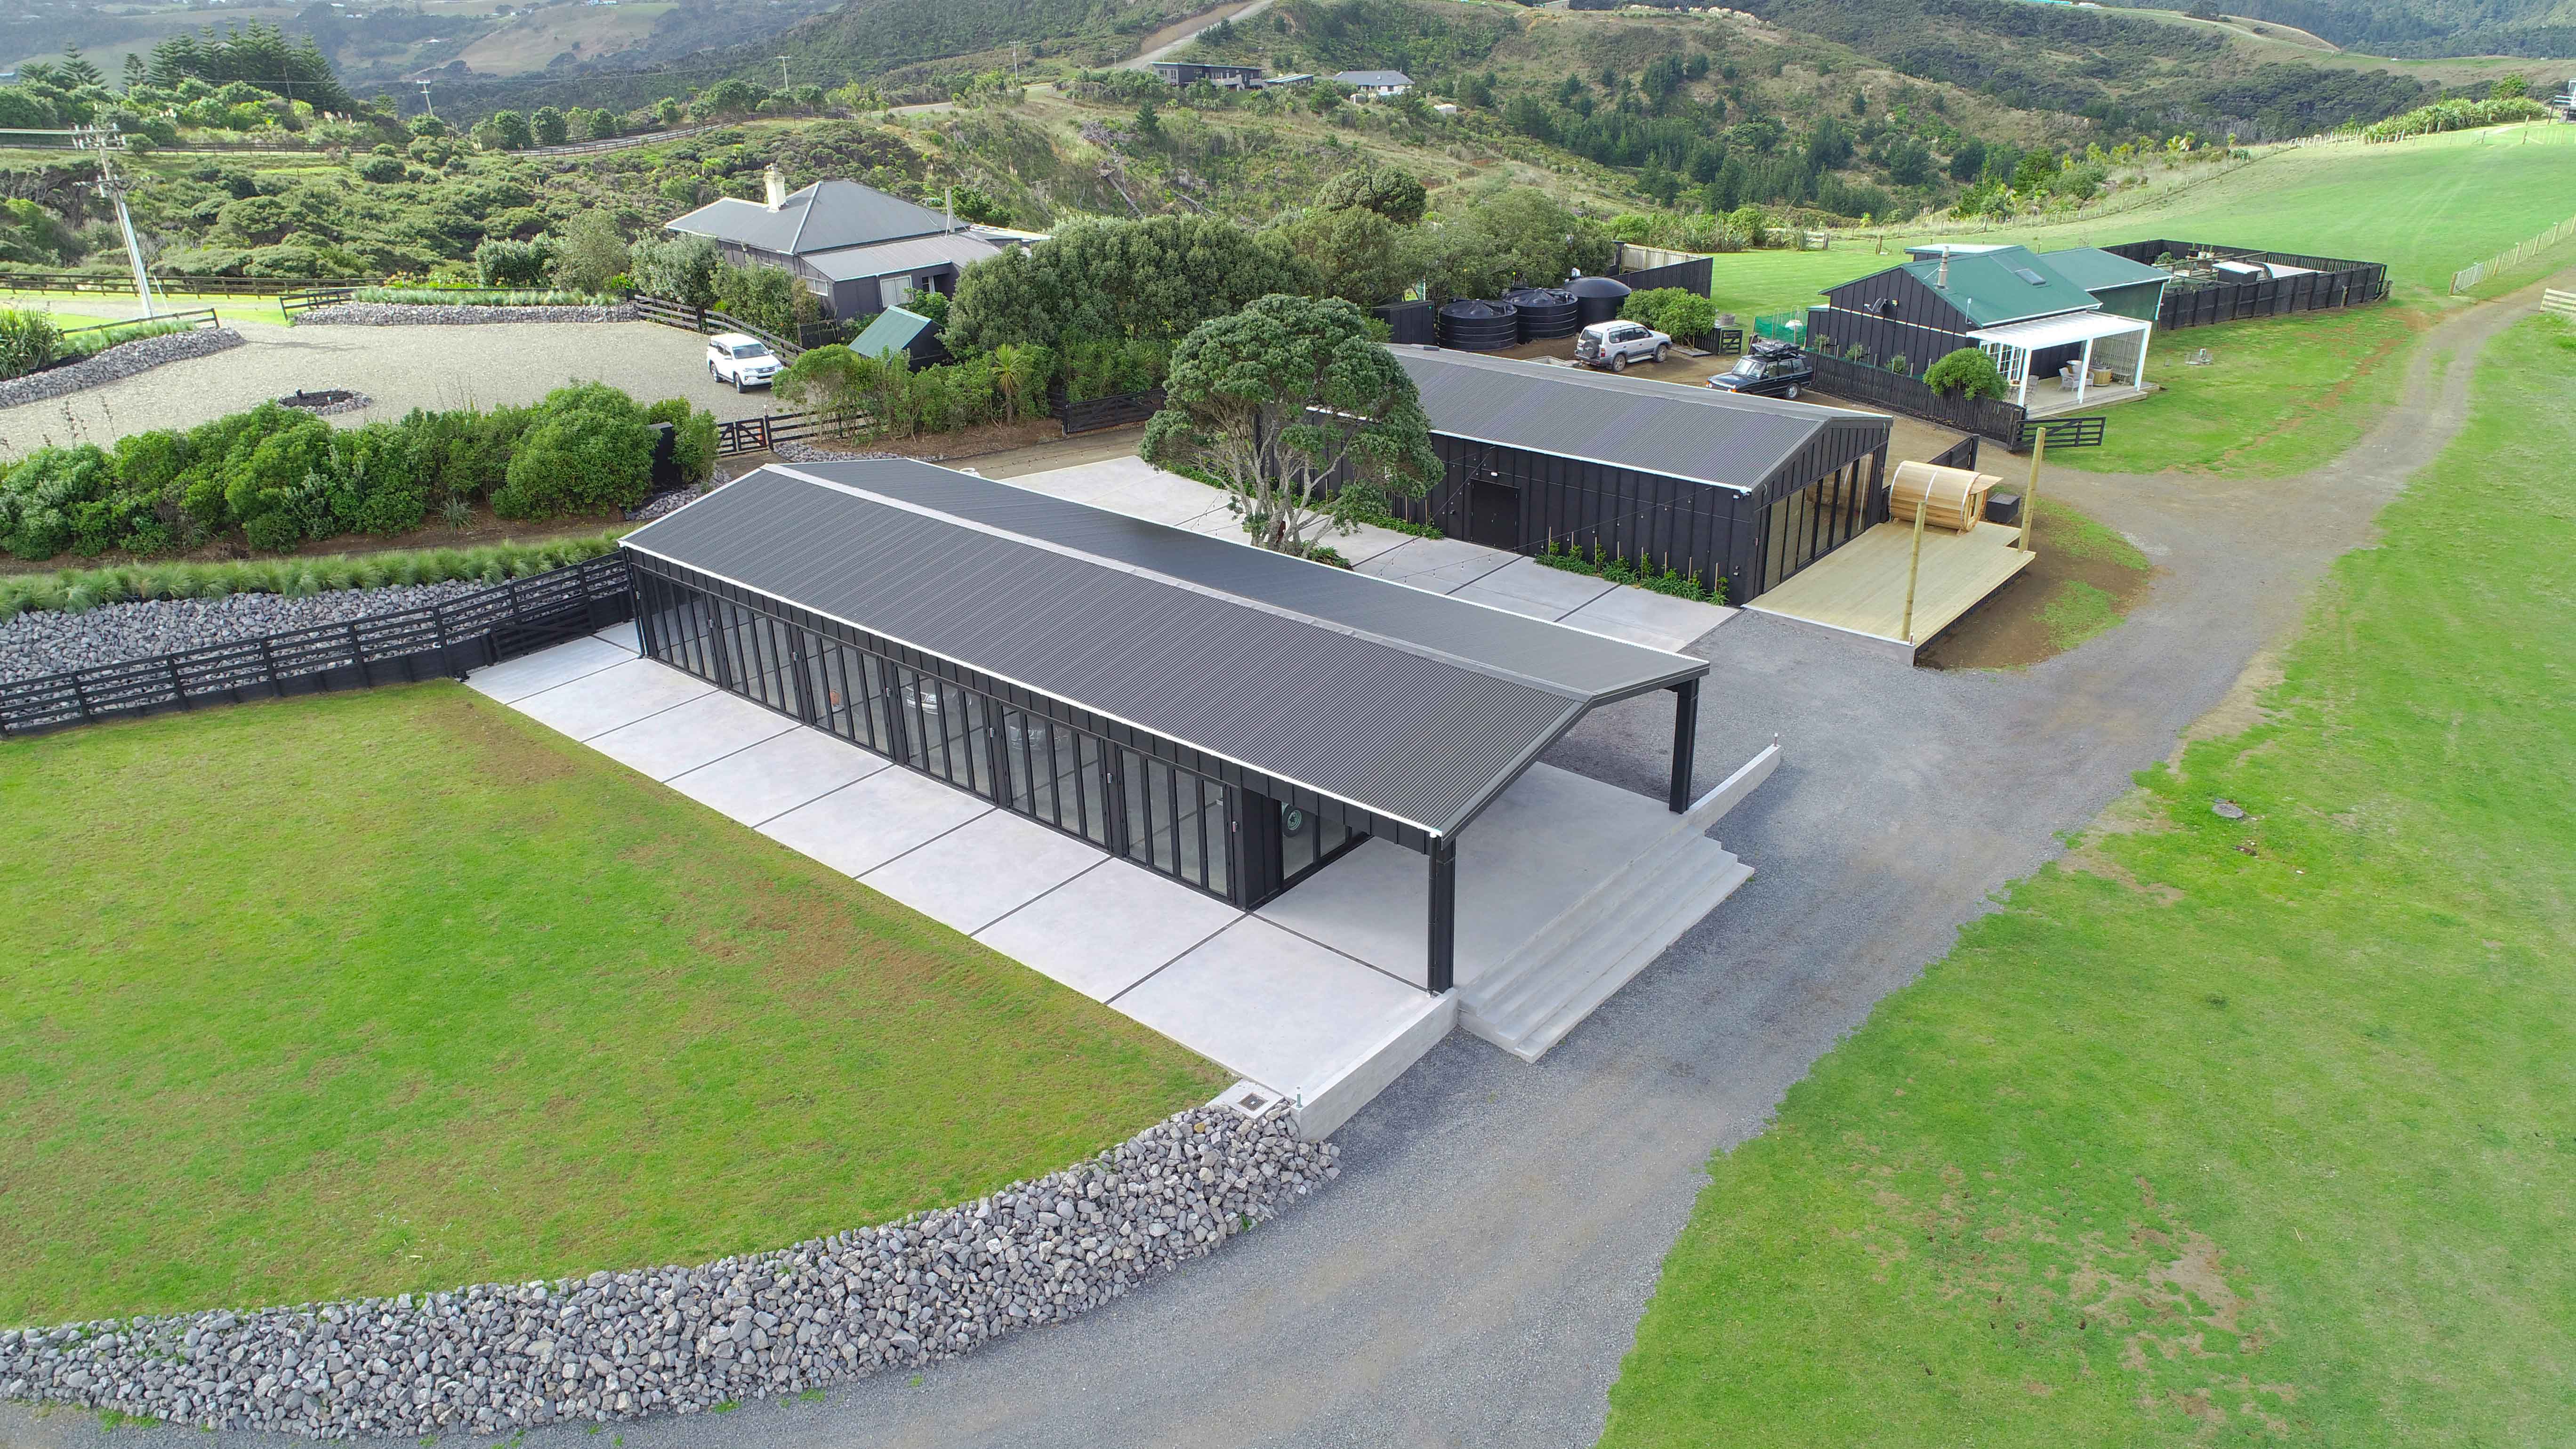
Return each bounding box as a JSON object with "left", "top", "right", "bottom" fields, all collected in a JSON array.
[{"left": 1816, "top": 243, "right": 2167, "bottom": 409}]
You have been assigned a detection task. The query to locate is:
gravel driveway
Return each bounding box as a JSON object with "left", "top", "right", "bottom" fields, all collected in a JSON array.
[
  {"left": 3, "top": 273, "right": 2562, "bottom": 1449},
  {"left": 0, "top": 314, "right": 783, "bottom": 451}
]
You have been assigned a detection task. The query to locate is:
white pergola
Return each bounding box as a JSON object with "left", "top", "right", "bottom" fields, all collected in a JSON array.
[{"left": 1969, "top": 311, "right": 2155, "bottom": 408}]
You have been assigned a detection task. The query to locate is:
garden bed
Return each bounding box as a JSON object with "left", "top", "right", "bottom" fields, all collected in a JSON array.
[
  {"left": 0, "top": 578, "right": 489, "bottom": 684},
  {"left": 0, "top": 326, "right": 247, "bottom": 411}
]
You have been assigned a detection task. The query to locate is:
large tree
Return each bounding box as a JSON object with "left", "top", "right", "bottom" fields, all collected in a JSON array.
[
  {"left": 1278, "top": 205, "right": 1423, "bottom": 309},
  {"left": 1141, "top": 295, "right": 1440, "bottom": 559},
  {"left": 947, "top": 215, "right": 1312, "bottom": 354}
]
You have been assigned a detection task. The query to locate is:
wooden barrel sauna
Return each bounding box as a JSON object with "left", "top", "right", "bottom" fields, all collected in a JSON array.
[{"left": 1887, "top": 460, "right": 1999, "bottom": 534}]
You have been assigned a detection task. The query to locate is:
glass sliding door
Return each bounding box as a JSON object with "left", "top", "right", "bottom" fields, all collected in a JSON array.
[{"left": 1120, "top": 749, "right": 1231, "bottom": 898}]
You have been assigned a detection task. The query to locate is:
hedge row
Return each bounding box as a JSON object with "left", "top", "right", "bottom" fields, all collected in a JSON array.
[
  {"left": 0, "top": 533, "right": 624, "bottom": 621},
  {"left": 0, "top": 386, "right": 715, "bottom": 562}
]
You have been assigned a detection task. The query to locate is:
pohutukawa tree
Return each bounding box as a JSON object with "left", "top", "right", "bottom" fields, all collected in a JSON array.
[{"left": 1141, "top": 294, "right": 1441, "bottom": 559}]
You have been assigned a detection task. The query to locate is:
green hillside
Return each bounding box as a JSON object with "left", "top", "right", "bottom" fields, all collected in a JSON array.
[{"left": 2130, "top": 0, "right": 2576, "bottom": 56}]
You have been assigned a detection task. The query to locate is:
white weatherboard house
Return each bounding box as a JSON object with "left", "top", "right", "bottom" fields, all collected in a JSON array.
[{"left": 664, "top": 169, "right": 1007, "bottom": 319}]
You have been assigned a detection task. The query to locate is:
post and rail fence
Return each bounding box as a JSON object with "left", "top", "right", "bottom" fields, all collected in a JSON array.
[
  {"left": 714, "top": 410, "right": 841, "bottom": 457},
  {"left": 631, "top": 296, "right": 805, "bottom": 361},
  {"left": 2453, "top": 213, "right": 2576, "bottom": 294},
  {"left": 0, "top": 555, "right": 634, "bottom": 738},
  {"left": 276, "top": 286, "right": 360, "bottom": 317},
  {"left": 0, "top": 270, "right": 378, "bottom": 298},
  {"left": 54, "top": 307, "right": 223, "bottom": 340}
]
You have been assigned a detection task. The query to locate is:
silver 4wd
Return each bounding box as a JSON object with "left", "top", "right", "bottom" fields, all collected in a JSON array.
[{"left": 1573, "top": 320, "right": 1670, "bottom": 372}]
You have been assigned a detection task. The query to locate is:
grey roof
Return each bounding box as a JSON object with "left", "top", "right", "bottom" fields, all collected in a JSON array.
[
  {"left": 801, "top": 231, "right": 1002, "bottom": 282},
  {"left": 620, "top": 461, "right": 1706, "bottom": 836},
  {"left": 1334, "top": 70, "right": 1412, "bottom": 86},
  {"left": 665, "top": 179, "right": 955, "bottom": 256},
  {"left": 1394, "top": 348, "right": 1888, "bottom": 503}
]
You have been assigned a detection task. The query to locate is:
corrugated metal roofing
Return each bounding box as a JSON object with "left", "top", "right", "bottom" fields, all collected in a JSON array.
[
  {"left": 1896, "top": 245, "right": 2100, "bottom": 326},
  {"left": 1394, "top": 347, "right": 1877, "bottom": 494},
  {"left": 802, "top": 231, "right": 1003, "bottom": 282},
  {"left": 2037, "top": 246, "right": 2174, "bottom": 294},
  {"left": 665, "top": 179, "right": 956, "bottom": 256},
  {"left": 620, "top": 462, "right": 1706, "bottom": 835},
  {"left": 847, "top": 306, "right": 935, "bottom": 359}
]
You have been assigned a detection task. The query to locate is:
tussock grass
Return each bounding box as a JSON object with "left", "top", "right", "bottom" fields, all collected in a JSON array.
[{"left": 0, "top": 533, "right": 623, "bottom": 621}]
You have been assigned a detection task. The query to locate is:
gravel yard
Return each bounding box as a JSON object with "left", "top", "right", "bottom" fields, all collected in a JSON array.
[
  {"left": 0, "top": 316, "right": 781, "bottom": 449},
  {"left": 0, "top": 580, "right": 488, "bottom": 684}
]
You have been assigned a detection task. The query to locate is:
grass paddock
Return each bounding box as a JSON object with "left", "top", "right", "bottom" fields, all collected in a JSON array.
[
  {"left": 0, "top": 684, "right": 1225, "bottom": 1326},
  {"left": 1603, "top": 314, "right": 2576, "bottom": 1446}
]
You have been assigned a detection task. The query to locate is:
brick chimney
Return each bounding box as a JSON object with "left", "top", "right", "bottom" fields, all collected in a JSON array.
[{"left": 763, "top": 165, "right": 787, "bottom": 211}]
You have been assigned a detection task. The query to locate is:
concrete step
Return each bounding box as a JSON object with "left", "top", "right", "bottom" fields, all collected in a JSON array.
[
  {"left": 1464, "top": 743, "right": 1779, "bottom": 1014},
  {"left": 1461, "top": 840, "right": 1753, "bottom": 1062}
]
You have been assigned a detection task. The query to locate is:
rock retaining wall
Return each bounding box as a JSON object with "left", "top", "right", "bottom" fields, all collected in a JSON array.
[
  {"left": 0, "top": 327, "right": 248, "bottom": 411},
  {"left": 0, "top": 1105, "right": 1333, "bottom": 1440},
  {"left": 0, "top": 580, "right": 491, "bottom": 685},
  {"left": 292, "top": 302, "right": 640, "bottom": 326}
]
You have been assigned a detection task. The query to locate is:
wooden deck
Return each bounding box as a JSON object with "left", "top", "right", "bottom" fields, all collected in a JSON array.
[{"left": 1746, "top": 519, "right": 2036, "bottom": 660}]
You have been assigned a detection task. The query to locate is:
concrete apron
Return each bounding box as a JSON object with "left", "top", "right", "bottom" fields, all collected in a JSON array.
[{"left": 468, "top": 628, "right": 1771, "bottom": 1138}]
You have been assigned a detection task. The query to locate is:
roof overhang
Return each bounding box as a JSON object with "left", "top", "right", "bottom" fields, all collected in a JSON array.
[{"left": 1968, "top": 311, "right": 2152, "bottom": 350}]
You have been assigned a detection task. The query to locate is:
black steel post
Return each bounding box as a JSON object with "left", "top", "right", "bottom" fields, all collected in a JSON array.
[
  {"left": 1667, "top": 678, "right": 1700, "bottom": 813},
  {"left": 1426, "top": 836, "right": 1457, "bottom": 994}
]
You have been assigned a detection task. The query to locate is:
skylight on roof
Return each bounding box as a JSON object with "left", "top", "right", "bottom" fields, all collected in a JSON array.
[{"left": 2012, "top": 267, "right": 2048, "bottom": 285}]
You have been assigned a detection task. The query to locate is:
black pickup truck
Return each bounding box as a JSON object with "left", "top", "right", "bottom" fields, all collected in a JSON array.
[{"left": 1706, "top": 340, "right": 1812, "bottom": 400}]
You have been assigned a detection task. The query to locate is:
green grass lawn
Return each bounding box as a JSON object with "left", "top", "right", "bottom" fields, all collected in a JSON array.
[
  {"left": 1602, "top": 315, "right": 2576, "bottom": 1447},
  {"left": 2050, "top": 301, "right": 2423, "bottom": 477},
  {"left": 0, "top": 684, "right": 1227, "bottom": 1326}
]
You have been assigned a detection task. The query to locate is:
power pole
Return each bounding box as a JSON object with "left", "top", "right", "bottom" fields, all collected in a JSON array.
[
  {"left": 777, "top": 56, "right": 792, "bottom": 91},
  {"left": 417, "top": 80, "right": 435, "bottom": 119},
  {"left": 74, "top": 125, "right": 157, "bottom": 318}
]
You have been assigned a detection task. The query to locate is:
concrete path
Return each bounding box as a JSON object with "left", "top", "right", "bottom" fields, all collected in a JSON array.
[
  {"left": 464, "top": 623, "right": 1445, "bottom": 1127},
  {"left": 1005, "top": 456, "right": 1738, "bottom": 653},
  {"left": 10, "top": 272, "right": 2564, "bottom": 1449}
]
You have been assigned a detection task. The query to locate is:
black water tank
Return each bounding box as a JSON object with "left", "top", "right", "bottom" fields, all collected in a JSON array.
[
  {"left": 1568, "top": 274, "right": 1632, "bottom": 326},
  {"left": 1505, "top": 286, "right": 1579, "bottom": 340},
  {"left": 1435, "top": 298, "right": 1521, "bottom": 352}
]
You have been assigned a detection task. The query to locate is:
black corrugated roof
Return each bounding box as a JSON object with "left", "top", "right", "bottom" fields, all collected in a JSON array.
[
  {"left": 620, "top": 461, "right": 1706, "bottom": 836},
  {"left": 1395, "top": 347, "right": 1885, "bottom": 497}
]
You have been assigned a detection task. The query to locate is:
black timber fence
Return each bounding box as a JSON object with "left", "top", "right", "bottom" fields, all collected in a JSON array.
[
  {"left": 1610, "top": 255, "right": 1714, "bottom": 296},
  {"left": 1805, "top": 306, "right": 1977, "bottom": 379},
  {"left": 2097, "top": 239, "right": 2388, "bottom": 329},
  {"left": 1052, "top": 384, "right": 1166, "bottom": 435},
  {"left": 715, "top": 410, "right": 840, "bottom": 457},
  {"left": 1803, "top": 352, "right": 2032, "bottom": 446},
  {"left": 277, "top": 286, "right": 360, "bottom": 316},
  {"left": 0, "top": 555, "right": 634, "bottom": 738},
  {"left": 1926, "top": 435, "right": 1981, "bottom": 472}
]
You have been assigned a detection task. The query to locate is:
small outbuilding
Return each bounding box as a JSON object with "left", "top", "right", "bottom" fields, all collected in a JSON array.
[
  {"left": 1387, "top": 348, "right": 1893, "bottom": 604},
  {"left": 847, "top": 306, "right": 947, "bottom": 369}
]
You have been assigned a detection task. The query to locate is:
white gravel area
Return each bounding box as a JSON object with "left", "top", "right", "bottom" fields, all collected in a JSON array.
[
  {"left": 0, "top": 327, "right": 249, "bottom": 411},
  {"left": 0, "top": 580, "right": 489, "bottom": 684},
  {"left": 0, "top": 316, "right": 782, "bottom": 449}
]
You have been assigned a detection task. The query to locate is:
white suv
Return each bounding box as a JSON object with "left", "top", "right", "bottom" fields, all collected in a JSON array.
[
  {"left": 707, "top": 333, "right": 781, "bottom": 391},
  {"left": 1572, "top": 320, "right": 1670, "bottom": 372}
]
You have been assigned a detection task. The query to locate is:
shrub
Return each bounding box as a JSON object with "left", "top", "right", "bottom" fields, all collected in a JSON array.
[
  {"left": 475, "top": 237, "right": 556, "bottom": 288},
  {"left": 492, "top": 383, "right": 655, "bottom": 517},
  {"left": 0, "top": 309, "right": 62, "bottom": 380},
  {"left": 226, "top": 417, "right": 338, "bottom": 544},
  {"left": 0, "top": 445, "right": 118, "bottom": 559},
  {"left": 0, "top": 534, "right": 624, "bottom": 621},
  {"left": 629, "top": 233, "right": 719, "bottom": 308},
  {"left": 644, "top": 397, "right": 717, "bottom": 481},
  {"left": 1924, "top": 346, "right": 2007, "bottom": 400},
  {"left": 1619, "top": 288, "right": 1715, "bottom": 344},
  {"left": 354, "top": 154, "right": 406, "bottom": 183},
  {"left": 1886, "top": 354, "right": 1909, "bottom": 376}
]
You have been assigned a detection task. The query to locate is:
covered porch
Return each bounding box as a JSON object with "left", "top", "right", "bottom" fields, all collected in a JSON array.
[{"left": 1972, "top": 311, "right": 2155, "bottom": 411}]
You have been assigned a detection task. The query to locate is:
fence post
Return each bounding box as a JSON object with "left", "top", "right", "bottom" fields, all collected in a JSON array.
[
  {"left": 168, "top": 656, "right": 189, "bottom": 710},
  {"left": 260, "top": 637, "right": 282, "bottom": 697}
]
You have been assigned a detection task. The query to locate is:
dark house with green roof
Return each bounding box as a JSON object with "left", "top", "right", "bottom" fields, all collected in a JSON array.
[{"left": 1809, "top": 244, "right": 2165, "bottom": 408}]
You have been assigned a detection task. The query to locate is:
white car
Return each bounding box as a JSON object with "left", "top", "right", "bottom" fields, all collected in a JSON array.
[
  {"left": 707, "top": 333, "right": 781, "bottom": 391},
  {"left": 1572, "top": 319, "right": 1670, "bottom": 372}
]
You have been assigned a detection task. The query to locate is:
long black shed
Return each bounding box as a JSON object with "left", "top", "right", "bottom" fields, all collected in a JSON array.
[
  {"left": 1385, "top": 349, "right": 1893, "bottom": 604},
  {"left": 617, "top": 459, "right": 1712, "bottom": 993}
]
